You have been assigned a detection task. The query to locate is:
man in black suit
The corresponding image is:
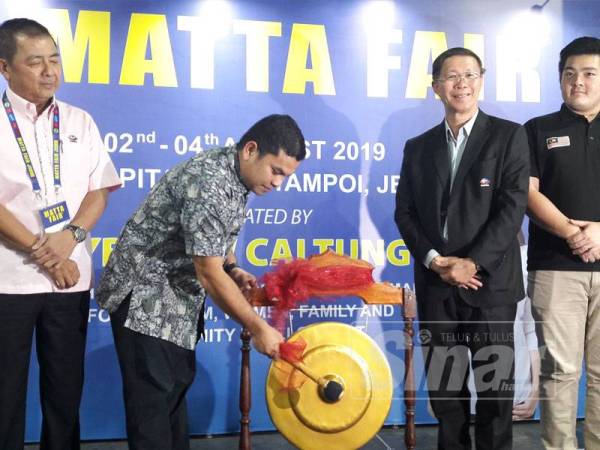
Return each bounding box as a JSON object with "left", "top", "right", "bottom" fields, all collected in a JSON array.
[{"left": 395, "top": 47, "right": 529, "bottom": 450}]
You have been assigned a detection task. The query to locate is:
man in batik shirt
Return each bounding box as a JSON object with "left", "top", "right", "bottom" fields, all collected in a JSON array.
[{"left": 96, "top": 114, "right": 305, "bottom": 450}]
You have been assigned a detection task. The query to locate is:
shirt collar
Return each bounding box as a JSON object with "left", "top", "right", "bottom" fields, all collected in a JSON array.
[
  {"left": 444, "top": 109, "right": 479, "bottom": 142},
  {"left": 559, "top": 103, "right": 600, "bottom": 124},
  {"left": 227, "top": 145, "right": 250, "bottom": 196},
  {"left": 5, "top": 87, "right": 57, "bottom": 122}
]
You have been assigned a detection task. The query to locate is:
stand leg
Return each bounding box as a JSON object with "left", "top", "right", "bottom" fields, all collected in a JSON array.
[
  {"left": 239, "top": 328, "right": 252, "bottom": 450},
  {"left": 403, "top": 290, "right": 417, "bottom": 450}
]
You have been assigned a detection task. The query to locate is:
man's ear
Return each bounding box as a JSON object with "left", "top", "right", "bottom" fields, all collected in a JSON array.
[
  {"left": 240, "top": 141, "right": 258, "bottom": 161},
  {"left": 0, "top": 58, "right": 10, "bottom": 80}
]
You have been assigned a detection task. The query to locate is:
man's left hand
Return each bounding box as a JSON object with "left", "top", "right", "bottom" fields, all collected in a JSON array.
[
  {"left": 438, "top": 257, "right": 481, "bottom": 288},
  {"left": 512, "top": 391, "right": 538, "bottom": 421},
  {"left": 30, "top": 230, "right": 77, "bottom": 268},
  {"left": 228, "top": 267, "right": 258, "bottom": 295},
  {"left": 46, "top": 259, "right": 80, "bottom": 289}
]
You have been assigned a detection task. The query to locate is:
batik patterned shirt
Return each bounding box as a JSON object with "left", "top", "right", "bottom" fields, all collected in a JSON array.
[{"left": 96, "top": 146, "right": 249, "bottom": 350}]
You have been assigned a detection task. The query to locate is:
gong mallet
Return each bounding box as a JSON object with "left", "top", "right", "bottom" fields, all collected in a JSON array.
[{"left": 284, "top": 358, "right": 345, "bottom": 403}]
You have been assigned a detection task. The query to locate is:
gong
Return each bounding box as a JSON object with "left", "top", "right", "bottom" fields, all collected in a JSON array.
[{"left": 266, "top": 322, "right": 393, "bottom": 450}]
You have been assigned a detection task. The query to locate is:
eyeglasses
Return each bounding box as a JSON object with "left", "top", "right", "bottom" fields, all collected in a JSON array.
[{"left": 436, "top": 72, "right": 482, "bottom": 84}]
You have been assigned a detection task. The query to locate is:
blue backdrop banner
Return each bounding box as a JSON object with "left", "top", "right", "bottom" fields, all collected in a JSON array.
[{"left": 0, "top": 0, "right": 593, "bottom": 441}]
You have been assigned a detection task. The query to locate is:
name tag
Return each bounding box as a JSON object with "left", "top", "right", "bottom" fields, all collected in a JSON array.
[
  {"left": 39, "top": 200, "right": 70, "bottom": 230},
  {"left": 546, "top": 136, "right": 570, "bottom": 149}
]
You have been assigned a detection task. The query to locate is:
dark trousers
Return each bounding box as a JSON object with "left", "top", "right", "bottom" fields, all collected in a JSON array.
[
  {"left": 111, "top": 294, "right": 196, "bottom": 450},
  {"left": 419, "top": 291, "right": 517, "bottom": 450},
  {"left": 0, "top": 291, "right": 90, "bottom": 450}
]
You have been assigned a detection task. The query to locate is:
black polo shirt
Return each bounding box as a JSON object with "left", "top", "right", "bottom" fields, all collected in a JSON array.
[{"left": 525, "top": 104, "right": 600, "bottom": 271}]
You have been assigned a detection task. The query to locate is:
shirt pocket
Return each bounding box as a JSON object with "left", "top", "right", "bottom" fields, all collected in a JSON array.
[{"left": 60, "top": 138, "right": 90, "bottom": 186}]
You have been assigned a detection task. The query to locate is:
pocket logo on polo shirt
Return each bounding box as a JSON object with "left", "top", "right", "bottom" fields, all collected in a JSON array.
[{"left": 546, "top": 136, "right": 570, "bottom": 149}]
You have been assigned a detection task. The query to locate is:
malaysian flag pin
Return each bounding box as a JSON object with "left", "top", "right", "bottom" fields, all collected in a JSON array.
[{"left": 546, "top": 136, "right": 570, "bottom": 149}]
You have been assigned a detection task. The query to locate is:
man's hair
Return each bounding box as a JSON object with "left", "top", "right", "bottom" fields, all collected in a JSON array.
[
  {"left": 559, "top": 36, "right": 600, "bottom": 74},
  {"left": 237, "top": 114, "right": 306, "bottom": 161},
  {"left": 432, "top": 47, "right": 485, "bottom": 80},
  {"left": 0, "top": 18, "right": 54, "bottom": 63}
]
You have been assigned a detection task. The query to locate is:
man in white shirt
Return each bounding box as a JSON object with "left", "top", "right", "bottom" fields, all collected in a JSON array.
[{"left": 0, "top": 18, "right": 120, "bottom": 450}]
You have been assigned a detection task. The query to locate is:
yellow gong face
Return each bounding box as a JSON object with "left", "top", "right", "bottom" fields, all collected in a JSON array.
[{"left": 266, "top": 322, "right": 393, "bottom": 450}]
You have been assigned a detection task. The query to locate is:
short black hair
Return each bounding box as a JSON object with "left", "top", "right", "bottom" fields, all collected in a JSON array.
[
  {"left": 432, "top": 47, "right": 485, "bottom": 80},
  {"left": 237, "top": 114, "right": 306, "bottom": 161},
  {"left": 559, "top": 36, "right": 600, "bottom": 74},
  {"left": 0, "top": 18, "right": 54, "bottom": 63}
]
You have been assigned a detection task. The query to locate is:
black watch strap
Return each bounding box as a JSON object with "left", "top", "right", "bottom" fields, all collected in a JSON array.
[
  {"left": 64, "top": 224, "right": 87, "bottom": 243},
  {"left": 223, "top": 262, "right": 238, "bottom": 274}
]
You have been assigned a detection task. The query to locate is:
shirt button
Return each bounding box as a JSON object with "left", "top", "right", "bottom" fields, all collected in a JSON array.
[{"left": 590, "top": 136, "right": 595, "bottom": 140}]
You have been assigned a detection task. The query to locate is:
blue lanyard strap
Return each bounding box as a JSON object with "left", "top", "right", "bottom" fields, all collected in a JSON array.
[
  {"left": 52, "top": 104, "right": 60, "bottom": 189},
  {"left": 2, "top": 91, "right": 61, "bottom": 195}
]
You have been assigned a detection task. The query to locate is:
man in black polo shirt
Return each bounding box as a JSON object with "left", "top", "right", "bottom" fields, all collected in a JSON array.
[{"left": 526, "top": 36, "right": 600, "bottom": 449}]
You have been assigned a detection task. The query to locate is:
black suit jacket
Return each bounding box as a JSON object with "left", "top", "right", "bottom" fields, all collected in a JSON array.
[{"left": 394, "top": 110, "right": 529, "bottom": 308}]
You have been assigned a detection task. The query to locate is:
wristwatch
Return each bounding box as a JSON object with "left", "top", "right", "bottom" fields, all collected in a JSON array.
[
  {"left": 223, "top": 262, "right": 239, "bottom": 274},
  {"left": 64, "top": 224, "right": 87, "bottom": 243}
]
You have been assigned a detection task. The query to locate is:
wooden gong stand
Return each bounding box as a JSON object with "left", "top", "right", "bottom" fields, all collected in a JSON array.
[{"left": 238, "top": 288, "right": 417, "bottom": 450}]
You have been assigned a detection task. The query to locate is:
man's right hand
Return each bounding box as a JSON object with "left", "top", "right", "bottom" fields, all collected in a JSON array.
[
  {"left": 250, "top": 322, "right": 284, "bottom": 359},
  {"left": 46, "top": 259, "right": 80, "bottom": 289},
  {"left": 567, "top": 219, "right": 600, "bottom": 263},
  {"left": 431, "top": 256, "right": 482, "bottom": 290}
]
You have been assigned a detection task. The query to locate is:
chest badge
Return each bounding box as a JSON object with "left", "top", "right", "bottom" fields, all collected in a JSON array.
[{"left": 546, "top": 136, "right": 570, "bottom": 149}]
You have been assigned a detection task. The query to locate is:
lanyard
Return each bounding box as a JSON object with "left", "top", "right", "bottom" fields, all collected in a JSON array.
[{"left": 2, "top": 91, "right": 61, "bottom": 197}]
